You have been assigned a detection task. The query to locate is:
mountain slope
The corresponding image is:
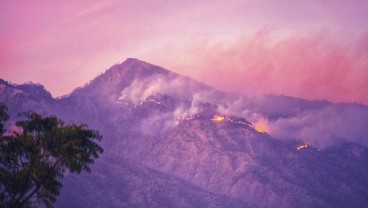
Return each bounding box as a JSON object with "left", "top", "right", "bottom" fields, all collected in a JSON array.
[
  {"left": 1, "top": 58, "right": 368, "bottom": 208},
  {"left": 58, "top": 157, "right": 254, "bottom": 208},
  {"left": 145, "top": 114, "right": 368, "bottom": 207},
  {"left": 0, "top": 79, "right": 54, "bottom": 117}
]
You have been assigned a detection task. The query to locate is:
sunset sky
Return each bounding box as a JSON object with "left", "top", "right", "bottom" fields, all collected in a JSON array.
[{"left": 1, "top": 0, "right": 368, "bottom": 103}]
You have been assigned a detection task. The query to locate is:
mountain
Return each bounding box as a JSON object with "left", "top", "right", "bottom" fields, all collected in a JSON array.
[
  {"left": 1, "top": 58, "right": 368, "bottom": 208},
  {"left": 58, "top": 157, "right": 253, "bottom": 208},
  {"left": 0, "top": 79, "right": 54, "bottom": 118}
]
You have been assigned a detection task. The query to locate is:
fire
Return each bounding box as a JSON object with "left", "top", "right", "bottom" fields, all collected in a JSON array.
[
  {"left": 176, "top": 114, "right": 200, "bottom": 124},
  {"left": 252, "top": 119, "right": 269, "bottom": 134},
  {"left": 255, "top": 126, "right": 266, "bottom": 133},
  {"left": 211, "top": 115, "right": 267, "bottom": 132},
  {"left": 211, "top": 115, "right": 225, "bottom": 122},
  {"left": 297, "top": 144, "right": 309, "bottom": 150},
  {"left": 134, "top": 98, "right": 162, "bottom": 108},
  {"left": 147, "top": 99, "right": 161, "bottom": 105}
]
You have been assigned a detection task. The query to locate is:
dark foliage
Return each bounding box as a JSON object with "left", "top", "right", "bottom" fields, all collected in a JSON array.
[
  {"left": 0, "top": 104, "right": 103, "bottom": 208},
  {"left": 0, "top": 104, "right": 9, "bottom": 135}
]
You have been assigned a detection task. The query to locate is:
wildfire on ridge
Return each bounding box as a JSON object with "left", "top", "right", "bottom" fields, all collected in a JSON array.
[
  {"left": 176, "top": 114, "right": 200, "bottom": 125},
  {"left": 212, "top": 115, "right": 266, "bottom": 132},
  {"left": 255, "top": 126, "right": 266, "bottom": 133},
  {"left": 134, "top": 98, "right": 162, "bottom": 108},
  {"left": 252, "top": 119, "right": 269, "bottom": 133},
  {"left": 297, "top": 144, "right": 309, "bottom": 150},
  {"left": 139, "top": 99, "right": 161, "bottom": 105},
  {"left": 211, "top": 115, "right": 225, "bottom": 122}
]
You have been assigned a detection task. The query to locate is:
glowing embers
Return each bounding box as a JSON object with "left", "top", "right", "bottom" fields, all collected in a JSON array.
[
  {"left": 297, "top": 144, "right": 309, "bottom": 150},
  {"left": 211, "top": 115, "right": 264, "bottom": 132},
  {"left": 211, "top": 115, "right": 225, "bottom": 122},
  {"left": 140, "top": 98, "right": 161, "bottom": 105},
  {"left": 135, "top": 98, "right": 162, "bottom": 108},
  {"left": 254, "top": 126, "right": 266, "bottom": 133},
  {"left": 176, "top": 114, "right": 200, "bottom": 124},
  {"left": 251, "top": 119, "right": 269, "bottom": 134}
]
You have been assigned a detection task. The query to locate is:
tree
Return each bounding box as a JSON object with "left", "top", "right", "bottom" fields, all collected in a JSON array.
[
  {"left": 0, "top": 104, "right": 9, "bottom": 135},
  {"left": 0, "top": 104, "right": 103, "bottom": 208}
]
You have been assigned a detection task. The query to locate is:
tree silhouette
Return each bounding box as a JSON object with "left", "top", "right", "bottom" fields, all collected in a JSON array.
[
  {"left": 0, "top": 104, "right": 103, "bottom": 208},
  {"left": 0, "top": 104, "right": 9, "bottom": 135}
]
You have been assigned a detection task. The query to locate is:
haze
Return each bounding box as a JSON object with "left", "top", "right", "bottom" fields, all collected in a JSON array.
[{"left": 1, "top": 0, "right": 368, "bottom": 104}]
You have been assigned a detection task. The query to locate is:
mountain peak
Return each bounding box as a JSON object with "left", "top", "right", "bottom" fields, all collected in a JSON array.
[
  {"left": 124, "top": 57, "right": 145, "bottom": 63},
  {"left": 96, "top": 57, "right": 171, "bottom": 82},
  {"left": 66, "top": 58, "right": 175, "bottom": 100},
  {"left": 3, "top": 58, "right": 368, "bottom": 208},
  {"left": 118, "top": 58, "right": 148, "bottom": 68},
  {"left": 117, "top": 57, "right": 169, "bottom": 75}
]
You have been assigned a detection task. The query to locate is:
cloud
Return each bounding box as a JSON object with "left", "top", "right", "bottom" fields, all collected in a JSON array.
[
  {"left": 145, "top": 29, "right": 368, "bottom": 104},
  {"left": 2, "top": 1, "right": 368, "bottom": 101}
]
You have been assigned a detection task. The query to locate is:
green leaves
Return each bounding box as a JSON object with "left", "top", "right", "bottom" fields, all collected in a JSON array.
[{"left": 0, "top": 105, "right": 103, "bottom": 208}]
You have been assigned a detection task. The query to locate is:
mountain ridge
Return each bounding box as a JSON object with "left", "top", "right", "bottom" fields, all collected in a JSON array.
[{"left": 1, "top": 58, "right": 368, "bottom": 207}]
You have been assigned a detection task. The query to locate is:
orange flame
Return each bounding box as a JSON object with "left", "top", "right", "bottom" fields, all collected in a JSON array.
[
  {"left": 255, "top": 126, "right": 266, "bottom": 133},
  {"left": 297, "top": 144, "right": 309, "bottom": 150},
  {"left": 252, "top": 118, "right": 269, "bottom": 133},
  {"left": 211, "top": 115, "right": 225, "bottom": 122}
]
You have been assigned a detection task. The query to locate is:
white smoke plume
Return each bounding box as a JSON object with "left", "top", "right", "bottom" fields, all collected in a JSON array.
[{"left": 118, "top": 70, "right": 368, "bottom": 149}]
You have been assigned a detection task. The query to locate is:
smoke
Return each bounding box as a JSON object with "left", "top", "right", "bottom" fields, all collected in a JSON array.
[
  {"left": 118, "top": 73, "right": 227, "bottom": 135},
  {"left": 217, "top": 95, "right": 368, "bottom": 149},
  {"left": 267, "top": 104, "right": 368, "bottom": 148},
  {"left": 139, "top": 111, "right": 176, "bottom": 136},
  {"left": 197, "top": 93, "right": 368, "bottom": 149},
  {"left": 118, "top": 62, "right": 368, "bottom": 149},
  {"left": 146, "top": 30, "right": 368, "bottom": 104},
  {"left": 118, "top": 72, "right": 227, "bottom": 118},
  {"left": 118, "top": 73, "right": 212, "bottom": 105}
]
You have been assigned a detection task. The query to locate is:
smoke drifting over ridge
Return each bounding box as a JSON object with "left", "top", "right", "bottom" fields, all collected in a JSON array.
[
  {"left": 117, "top": 70, "right": 368, "bottom": 149},
  {"left": 216, "top": 95, "right": 368, "bottom": 149},
  {"left": 118, "top": 73, "right": 227, "bottom": 117},
  {"left": 117, "top": 72, "right": 224, "bottom": 136},
  {"left": 266, "top": 103, "right": 368, "bottom": 149}
]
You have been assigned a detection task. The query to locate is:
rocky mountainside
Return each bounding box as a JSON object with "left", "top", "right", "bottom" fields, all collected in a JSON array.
[{"left": 1, "top": 58, "right": 368, "bottom": 208}]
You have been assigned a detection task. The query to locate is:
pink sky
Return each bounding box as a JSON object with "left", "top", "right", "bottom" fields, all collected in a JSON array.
[{"left": 1, "top": 0, "right": 368, "bottom": 104}]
